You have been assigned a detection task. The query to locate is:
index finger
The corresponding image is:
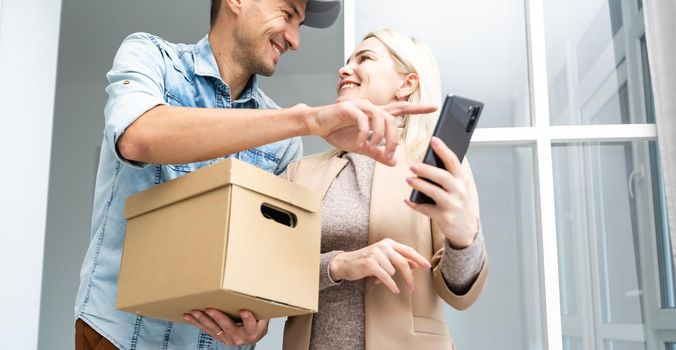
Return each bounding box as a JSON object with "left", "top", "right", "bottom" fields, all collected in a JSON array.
[
  {"left": 383, "top": 102, "right": 437, "bottom": 116},
  {"left": 386, "top": 250, "right": 416, "bottom": 291},
  {"left": 392, "top": 243, "right": 431, "bottom": 269},
  {"left": 351, "top": 99, "right": 398, "bottom": 157}
]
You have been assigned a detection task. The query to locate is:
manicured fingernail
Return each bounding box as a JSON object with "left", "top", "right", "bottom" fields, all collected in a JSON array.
[
  {"left": 406, "top": 177, "right": 413, "bottom": 184},
  {"left": 431, "top": 137, "right": 441, "bottom": 145},
  {"left": 410, "top": 165, "right": 417, "bottom": 172}
]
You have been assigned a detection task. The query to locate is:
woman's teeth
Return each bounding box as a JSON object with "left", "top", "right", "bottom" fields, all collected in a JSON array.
[{"left": 341, "top": 83, "right": 359, "bottom": 90}]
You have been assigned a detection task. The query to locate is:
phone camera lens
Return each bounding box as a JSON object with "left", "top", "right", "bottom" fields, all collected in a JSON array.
[
  {"left": 466, "top": 105, "right": 479, "bottom": 132},
  {"left": 470, "top": 105, "right": 480, "bottom": 118}
]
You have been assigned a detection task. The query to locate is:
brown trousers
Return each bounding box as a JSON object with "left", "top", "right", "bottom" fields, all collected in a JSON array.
[{"left": 75, "top": 319, "right": 118, "bottom": 350}]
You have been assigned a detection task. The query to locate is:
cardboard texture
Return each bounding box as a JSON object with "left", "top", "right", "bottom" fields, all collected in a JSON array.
[{"left": 117, "top": 158, "right": 321, "bottom": 323}]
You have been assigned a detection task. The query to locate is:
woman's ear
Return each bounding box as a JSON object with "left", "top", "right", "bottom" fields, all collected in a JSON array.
[{"left": 396, "top": 73, "right": 419, "bottom": 101}]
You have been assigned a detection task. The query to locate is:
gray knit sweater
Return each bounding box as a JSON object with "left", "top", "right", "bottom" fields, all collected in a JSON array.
[{"left": 309, "top": 153, "right": 486, "bottom": 350}]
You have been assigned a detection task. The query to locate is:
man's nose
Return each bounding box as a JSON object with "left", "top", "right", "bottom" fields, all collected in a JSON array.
[{"left": 285, "top": 24, "right": 300, "bottom": 51}]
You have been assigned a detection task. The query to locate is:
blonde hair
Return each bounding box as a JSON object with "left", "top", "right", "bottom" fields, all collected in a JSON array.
[
  {"left": 325, "top": 29, "right": 442, "bottom": 163},
  {"left": 366, "top": 29, "right": 441, "bottom": 162}
]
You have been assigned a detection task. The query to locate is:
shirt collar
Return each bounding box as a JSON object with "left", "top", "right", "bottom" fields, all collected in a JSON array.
[
  {"left": 194, "top": 35, "right": 261, "bottom": 104},
  {"left": 194, "top": 35, "right": 221, "bottom": 79}
]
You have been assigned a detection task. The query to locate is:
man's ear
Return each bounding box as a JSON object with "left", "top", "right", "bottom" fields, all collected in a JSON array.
[
  {"left": 396, "top": 73, "right": 419, "bottom": 101},
  {"left": 223, "top": 0, "right": 244, "bottom": 16}
]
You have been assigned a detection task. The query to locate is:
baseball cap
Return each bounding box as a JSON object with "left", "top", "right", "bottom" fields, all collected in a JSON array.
[{"left": 304, "top": 0, "right": 342, "bottom": 28}]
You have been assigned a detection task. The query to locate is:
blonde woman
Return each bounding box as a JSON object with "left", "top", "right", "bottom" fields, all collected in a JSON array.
[{"left": 282, "top": 29, "right": 488, "bottom": 350}]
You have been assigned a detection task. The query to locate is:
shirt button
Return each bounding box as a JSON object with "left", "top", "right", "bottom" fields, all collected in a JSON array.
[{"left": 123, "top": 80, "right": 130, "bottom": 85}]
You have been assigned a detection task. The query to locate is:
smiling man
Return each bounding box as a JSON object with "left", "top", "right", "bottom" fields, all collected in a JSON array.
[{"left": 74, "top": 0, "right": 436, "bottom": 349}]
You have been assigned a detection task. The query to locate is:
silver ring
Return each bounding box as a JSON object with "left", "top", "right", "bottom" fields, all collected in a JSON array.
[{"left": 216, "top": 329, "right": 223, "bottom": 336}]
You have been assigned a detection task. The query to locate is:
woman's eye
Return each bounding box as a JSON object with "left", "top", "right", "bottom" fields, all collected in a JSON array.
[{"left": 359, "top": 56, "right": 372, "bottom": 63}]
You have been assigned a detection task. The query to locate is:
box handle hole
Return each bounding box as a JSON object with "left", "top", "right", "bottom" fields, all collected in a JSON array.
[{"left": 260, "top": 203, "right": 297, "bottom": 228}]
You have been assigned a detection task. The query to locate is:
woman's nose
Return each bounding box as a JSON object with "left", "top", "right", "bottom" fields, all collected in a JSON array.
[{"left": 338, "top": 63, "right": 354, "bottom": 78}]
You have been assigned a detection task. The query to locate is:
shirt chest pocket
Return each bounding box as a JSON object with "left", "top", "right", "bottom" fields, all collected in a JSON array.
[
  {"left": 164, "top": 146, "right": 280, "bottom": 181},
  {"left": 163, "top": 155, "right": 223, "bottom": 179},
  {"left": 236, "top": 147, "right": 281, "bottom": 174}
]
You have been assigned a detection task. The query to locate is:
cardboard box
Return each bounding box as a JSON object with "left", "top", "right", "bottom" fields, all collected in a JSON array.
[{"left": 117, "top": 158, "right": 321, "bottom": 323}]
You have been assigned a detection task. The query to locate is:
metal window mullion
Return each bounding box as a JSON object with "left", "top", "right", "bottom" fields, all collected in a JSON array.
[
  {"left": 342, "top": 0, "right": 355, "bottom": 62},
  {"left": 548, "top": 124, "right": 656, "bottom": 142},
  {"left": 472, "top": 127, "right": 538, "bottom": 144},
  {"left": 535, "top": 137, "right": 563, "bottom": 350},
  {"left": 655, "top": 330, "right": 676, "bottom": 344},
  {"left": 526, "top": 0, "right": 563, "bottom": 349},
  {"left": 472, "top": 124, "right": 657, "bottom": 145}
]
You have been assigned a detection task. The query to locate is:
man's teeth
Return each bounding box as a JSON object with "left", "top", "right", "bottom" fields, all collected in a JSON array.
[
  {"left": 341, "top": 83, "right": 359, "bottom": 90},
  {"left": 272, "top": 44, "right": 281, "bottom": 56}
]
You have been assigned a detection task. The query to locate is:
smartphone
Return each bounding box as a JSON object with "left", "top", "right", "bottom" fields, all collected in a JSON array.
[{"left": 409, "top": 94, "right": 483, "bottom": 205}]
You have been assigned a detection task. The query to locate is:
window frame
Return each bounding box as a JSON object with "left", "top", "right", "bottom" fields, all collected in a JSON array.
[{"left": 343, "top": 0, "right": 675, "bottom": 348}]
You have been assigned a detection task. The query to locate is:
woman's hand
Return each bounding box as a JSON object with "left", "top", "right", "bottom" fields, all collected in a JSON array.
[
  {"left": 405, "top": 137, "right": 480, "bottom": 249},
  {"left": 329, "top": 238, "right": 432, "bottom": 294},
  {"left": 183, "top": 309, "right": 268, "bottom": 346}
]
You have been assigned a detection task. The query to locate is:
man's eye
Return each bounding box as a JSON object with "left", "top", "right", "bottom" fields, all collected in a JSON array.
[{"left": 282, "top": 10, "right": 291, "bottom": 19}]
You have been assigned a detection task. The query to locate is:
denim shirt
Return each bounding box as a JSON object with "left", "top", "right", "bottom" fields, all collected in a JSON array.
[{"left": 75, "top": 33, "right": 302, "bottom": 350}]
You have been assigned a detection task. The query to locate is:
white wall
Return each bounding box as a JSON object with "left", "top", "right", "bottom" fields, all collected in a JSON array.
[{"left": 0, "top": 0, "right": 62, "bottom": 348}]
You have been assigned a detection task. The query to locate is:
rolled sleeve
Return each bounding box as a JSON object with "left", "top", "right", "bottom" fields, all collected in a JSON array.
[
  {"left": 103, "top": 33, "right": 168, "bottom": 168},
  {"left": 440, "top": 228, "right": 486, "bottom": 294},
  {"left": 275, "top": 137, "right": 303, "bottom": 175},
  {"left": 431, "top": 221, "right": 488, "bottom": 310}
]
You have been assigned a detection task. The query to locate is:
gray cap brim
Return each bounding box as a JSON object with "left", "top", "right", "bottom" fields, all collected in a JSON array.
[{"left": 304, "top": 0, "right": 342, "bottom": 28}]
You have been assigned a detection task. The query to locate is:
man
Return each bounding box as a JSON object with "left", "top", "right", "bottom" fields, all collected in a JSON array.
[{"left": 74, "top": 0, "right": 435, "bottom": 349}]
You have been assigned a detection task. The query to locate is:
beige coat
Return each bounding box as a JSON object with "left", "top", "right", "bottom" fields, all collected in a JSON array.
[{"left": 282, "top": 146, "right": 488, "bottom": 350}]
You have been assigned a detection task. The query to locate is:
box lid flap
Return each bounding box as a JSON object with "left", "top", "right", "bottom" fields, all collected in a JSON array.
[{"left": 125, "top": 158, "right": 320, "bottom": 219}]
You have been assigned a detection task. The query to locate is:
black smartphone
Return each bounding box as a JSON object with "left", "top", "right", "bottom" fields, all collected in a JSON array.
[{"left": 409, "top": 94, "right": 483, "bottom": 205}]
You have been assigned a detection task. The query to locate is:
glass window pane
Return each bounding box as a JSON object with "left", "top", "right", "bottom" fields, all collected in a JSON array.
[
  {"left": 564, "top": 336, "right": 585, "bottom": 350},
  {"left": 553, "top": 141, "right": 669, "bottom": 345},
  {"left": 354, "top": 0, "right": 531, "bottom": 127},
  {"left": 638, "top": 28, "right": 675, "bottom": 310},
  {"left": 444, "top": 145, "right": 543, "bottom": 349},
  {"left": 544, "top": 0, "right": 651, "bottom": 125},
  {"left": 603, "top": 340, "right": 646, "bottom": 350},
  {"left": 666, "top": 343, "right": 676, "bottom": 350}
]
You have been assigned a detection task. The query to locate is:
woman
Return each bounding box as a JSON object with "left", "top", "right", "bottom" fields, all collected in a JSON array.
[{"left": 282, "top": 29, "right": 488, "bottom": 350}]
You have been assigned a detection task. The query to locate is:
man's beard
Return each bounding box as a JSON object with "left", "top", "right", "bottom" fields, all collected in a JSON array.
[{"left": 235, "top": 27, "right": 276, "bottom": 77}]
